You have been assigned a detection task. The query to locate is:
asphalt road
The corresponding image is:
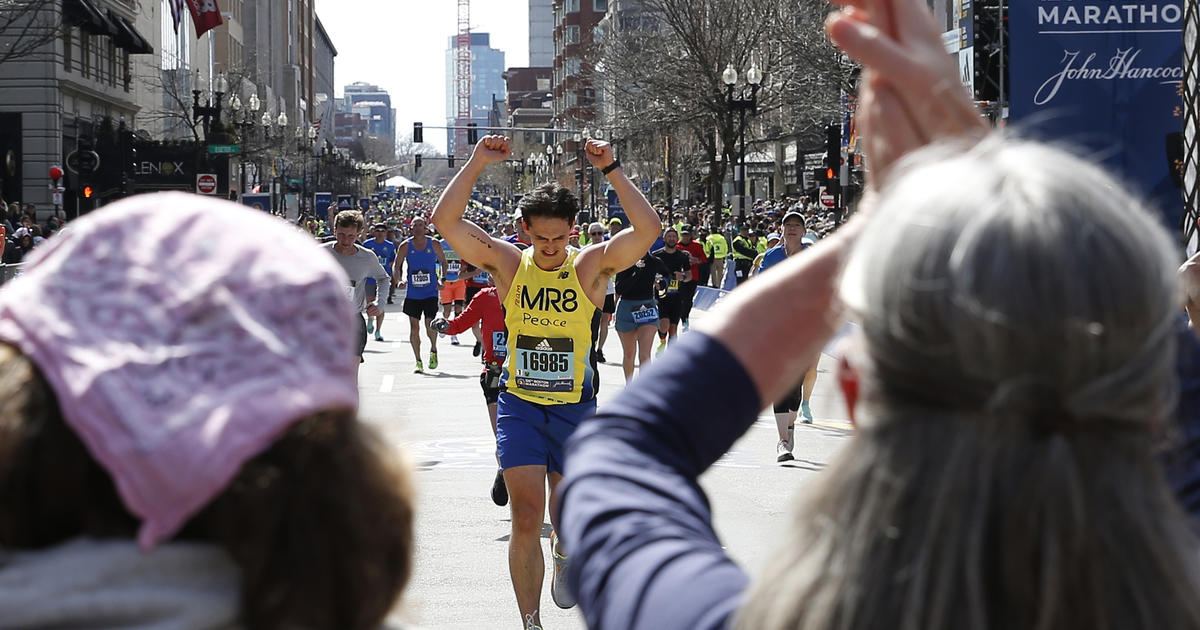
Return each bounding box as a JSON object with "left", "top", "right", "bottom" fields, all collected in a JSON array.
[{"left": 359, "top": 298, "right": 853, "bottom": 629}]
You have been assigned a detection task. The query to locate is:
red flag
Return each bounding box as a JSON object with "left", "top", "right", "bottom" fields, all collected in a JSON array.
[{"left": 185, "top": 0, "right": 223, "bottom": 39}]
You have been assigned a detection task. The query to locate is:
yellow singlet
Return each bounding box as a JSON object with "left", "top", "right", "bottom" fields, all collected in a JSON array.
[{"left": 503, "top": 248, "right": 601, "bottom": 405}]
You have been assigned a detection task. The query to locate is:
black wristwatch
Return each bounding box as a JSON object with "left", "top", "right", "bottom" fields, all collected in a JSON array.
[{"left": 601, "top": 159, "right": 622, "bottom": 175}]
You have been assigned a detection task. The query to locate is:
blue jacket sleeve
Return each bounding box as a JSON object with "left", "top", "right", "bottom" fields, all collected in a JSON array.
[{"left": 558, "top": 332, "right": 763, "bottom": 630}]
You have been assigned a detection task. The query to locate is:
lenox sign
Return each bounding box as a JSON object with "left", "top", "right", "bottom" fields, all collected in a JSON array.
[{"left": 1036, "top": 4, "right": 1183, "bottom": 26}]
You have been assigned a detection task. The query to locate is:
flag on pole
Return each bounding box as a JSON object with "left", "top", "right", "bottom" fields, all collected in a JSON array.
[
  {"left": 185, "top": 0, "right": 224, "bottom": 39},
  {"left": 168, "top": 0, "right": 187, "bottom": 32}
]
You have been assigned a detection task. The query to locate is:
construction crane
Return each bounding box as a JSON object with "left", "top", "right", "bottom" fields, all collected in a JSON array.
[{"left": 454, "top": 0, "right": 472, "bottom": 157}]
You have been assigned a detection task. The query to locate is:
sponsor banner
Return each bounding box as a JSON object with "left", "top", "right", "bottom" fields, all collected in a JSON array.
[
  {"left": 314, "top": 192, "right": 333, "bottom": 220},
  {"left": 241, "top": 193, "right": 271, "bottom": 212},
  {"left": 1010, "top": 0, "right": 1185, "bottom": 228}
]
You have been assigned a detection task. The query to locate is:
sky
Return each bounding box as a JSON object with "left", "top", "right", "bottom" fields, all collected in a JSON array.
[{"left": 314, "top": 0, "right": 531, "bottom": 151}]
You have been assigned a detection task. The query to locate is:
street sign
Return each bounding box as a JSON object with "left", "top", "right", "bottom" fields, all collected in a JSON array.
[
  {"left": 51, "top": 188, "right": 63, "bottom": 206},
  {"left": 819, "top": 188, "right": 836, "bottom": 208},
  {"left": 66, "top": 150, "right": 100, "bottom": 174},
  {"left": 208, "top": 144, "right": 240, "bottom": 155},
  {"left": 196, "top": 173, "right": 219, "bottom": 195}
]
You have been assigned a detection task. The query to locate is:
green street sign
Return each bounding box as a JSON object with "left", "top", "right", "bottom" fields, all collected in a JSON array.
[{"left": 208, "top": 144, "right": 240, "bottom": 155}]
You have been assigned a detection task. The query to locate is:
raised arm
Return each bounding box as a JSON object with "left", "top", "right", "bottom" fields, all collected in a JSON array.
[
  {"left": 577, "top": 141, "right": 661, "bottom": 277},
  {"left": 393, "top": 241, "right": 409, "bottom": 290},
  {"left": 430, "top": 136, "right": 523, "bottom": 282}
]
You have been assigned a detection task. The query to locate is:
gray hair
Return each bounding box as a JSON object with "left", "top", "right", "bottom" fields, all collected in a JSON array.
[{"left": 737, "top": 135, "right": 1200, "bottom": 630}]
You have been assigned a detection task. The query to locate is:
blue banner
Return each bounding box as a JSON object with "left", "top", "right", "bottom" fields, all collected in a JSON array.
[
  {"left": 1009, "top": 0, "right": 1185, "bottom": 230},
  {"left": 315, "top": 192, "right": 332, "bottom": 220},
  {"left": 241, "top": 193, "right": 272, "bottom": 213}
]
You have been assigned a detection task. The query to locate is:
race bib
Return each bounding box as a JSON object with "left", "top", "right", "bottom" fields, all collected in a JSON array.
[
  {"left": 493, "top": 331, "right": 509, "bottom": 361},
  {"left": 411, "top": 271, "right": 432, "bottom": 287},
  {"left": 631, "top": 304, "right": 659, "bottom": 325},
  {"left": 446, "top": 261, "right": 461, "bottom": 275},
  {"left": 377, "top": 255, "right": 390, "bottom": 271},
  {"left": 667, "top": 278, "right": 680, "bottom": 294},
  {"left": 513, "top": 335, "right": 574, "bottom": 393}
]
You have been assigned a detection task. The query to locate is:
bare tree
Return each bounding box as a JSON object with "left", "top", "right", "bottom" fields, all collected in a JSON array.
[
  {"left": 0, "top": 0, "right": 59, "bottom": 67},
  {"left": 592, "top": 0, "right": 846, "bottom": 205},
  {"left": 138, "top": 65, "right": 203, "bottom": 141}
]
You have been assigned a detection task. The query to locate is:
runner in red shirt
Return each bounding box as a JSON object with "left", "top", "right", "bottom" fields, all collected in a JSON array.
[
  {"left": 432, "top": 285, "right": 510, "bottom": 506},
  {"left": 676, "top": 224, "right": 708, "bottom": 330}
]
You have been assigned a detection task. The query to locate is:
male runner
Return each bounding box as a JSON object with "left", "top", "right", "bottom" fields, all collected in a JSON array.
[
  {"left": 322, "top": 210, "right": 389, "bottom": 365},
  {"left": 651, "top": 227, "right": 691, "bottom": 354},
  {"left": 675, "top": 224, "right": 707, "bottom": 330},
  {"left": 439, "top": 235, "right": 467, "bottom": 345},
  {"left": 362, "top": 223, "right": 397, "bottom": 341},
  {"left": 754, "top": 211, "right": 816, "bottom": 461},
  {"left": 432, "top": 135, "right": 658, "bottom": 630},
  {"left": 432, "top": 280, "right": 510, "bottom": 506},
  {"left": 394, "top": 217, "right": 447, "bottom": 373},
  {"left": 586, "top": 222, "right": 615, "bottom": 363}
]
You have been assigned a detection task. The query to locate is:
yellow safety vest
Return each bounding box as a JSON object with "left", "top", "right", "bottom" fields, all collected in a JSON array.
[
  {"left": 707, "top": 234, "right": 729, "bottom": 259},
  {"left": 503, "top": 248, "right": 600, "bottom": 405}
]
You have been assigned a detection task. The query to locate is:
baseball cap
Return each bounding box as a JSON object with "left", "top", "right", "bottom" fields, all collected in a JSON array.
[
  {"left": 570, "top": 229, "right": 580, "bottom": 237},
  {"left": 680, "top": 224, "right": 693, "bottom": 234},
  {"left": 767, "top": 232, "right": 781, "bottom": 241},
  {"left": 781, "top": 211, "right": 807, "bottom": 226},
  {"left": 608, "top": 217, "right": 623, "bottom": 226}
]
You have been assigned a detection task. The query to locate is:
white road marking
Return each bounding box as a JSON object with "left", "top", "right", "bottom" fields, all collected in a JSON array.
[{"left": 380, "top": 374, "right": 395, "bottom": 393}]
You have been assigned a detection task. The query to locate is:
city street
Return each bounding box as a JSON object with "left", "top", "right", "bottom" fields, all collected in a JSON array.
[{"left": 358, "top": 299, "right": 854, "bottom": 629}]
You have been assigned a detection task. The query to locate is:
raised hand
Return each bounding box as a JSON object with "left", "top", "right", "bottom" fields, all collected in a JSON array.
[
  {"left": 472, "top": 135, "right": 512, "bottom": 166},
  {"left": 584, "top": 139, "right": 616, "bottom": 171},
  {"left": 826, "top": 0, "right": 988, "bottom": 181}
]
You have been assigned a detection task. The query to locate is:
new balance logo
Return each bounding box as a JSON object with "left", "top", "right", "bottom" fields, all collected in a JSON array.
[{"left": 536, "top": 339, "right": 553, "bottom": 352}]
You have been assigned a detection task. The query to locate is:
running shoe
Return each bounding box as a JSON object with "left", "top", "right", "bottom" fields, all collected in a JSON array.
[
  {"left": 801, "top": 401, "right": 813, "bottom": 424},
  {"left": 596, "top": 349, "right": 606, "bottom": 363},
  {"left": 428, "top": 350, "right": 438, "bottom": 370},
  {"left": 451, "top": 334, "right": 460, "bottom": 346},
  {"left": 525, "top": 613, "right": 542, "bottom": 630},
  {"left": 549, "top": 530, "right": 575, "bottom": 608},
  {"left": 386, "top": 297, "right": 394, "bottom": 305},
  {"left": 473, "top": 341, "right": 482, "bottom": 357},
  {"left": 374, "top": 333, "right": 384, "bottom": 342},
  {"left": 682, "top": 319, "right": 689, "bottom": 331},
  {"left": 776, "top": 440, "right": 794, "bottom": 462},
  {"left": 656, "top": 339, "right": 667, "bottom": 356},
  {"left": 414, "top": 360, "right": 423, "bottom": 373},
  {"left": 366, "top": 319, "right": 374, "bottom": 334},
  {"left": 491, "top": 469, "right": 508, "bottom": 506}
]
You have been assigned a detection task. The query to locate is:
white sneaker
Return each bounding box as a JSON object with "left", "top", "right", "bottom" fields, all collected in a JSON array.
[
  {"left": 525, "top": 612, "right": 542, "bottom": 630},
  {"left": 550, "top": 530, "right": 576, "bottom": 608},
  {"left": 776, "top": 440, "right": 794, "bottom": 462},
  {"left": 450, "top": 334, "right": 460, "bottom": 345}
]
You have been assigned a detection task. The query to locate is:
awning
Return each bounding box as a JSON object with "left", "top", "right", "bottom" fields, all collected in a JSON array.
[
  {"left": 106, "top": 9, "right": 154, "bottom": 55},
  {"left": 63, "top": 0, "right": 106, "bottom": 34},
  {"left": 384, "top": 175, "right": 423, "bottom": 190}
]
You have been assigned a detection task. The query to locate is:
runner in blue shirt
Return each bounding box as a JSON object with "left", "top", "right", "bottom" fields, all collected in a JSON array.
[
  {"left": 362, "top": 223, "right": 397, "bottom": 341},
  {"left": 752, "top": 211, "right": 816, "bottom": 460}
]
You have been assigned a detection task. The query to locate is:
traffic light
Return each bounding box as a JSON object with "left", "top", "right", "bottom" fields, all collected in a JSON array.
[
  {"left": 448, "top": 155, "right": 455, "bottom": 168},
  {"left": 415, "top": 154, "right": 422, "bottom": 170},
  {"left": 82, "top": 185, "right": 94, "bottom": 199},
  {"left": 824, "top": 123, "right": 842, "bottom": 195},
  {"left": 413, "top": 122, "right": 424, "bottom": 144},
  {"left": 467, "top": 123, "right": 478, "bottom": 145}
]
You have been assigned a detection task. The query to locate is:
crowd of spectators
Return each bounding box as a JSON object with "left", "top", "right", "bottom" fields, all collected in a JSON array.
[{"left": 0, "top": 199, "right": 65, "bottom": 267}]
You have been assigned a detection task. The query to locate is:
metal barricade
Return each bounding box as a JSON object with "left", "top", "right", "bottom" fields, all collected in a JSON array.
[
  {"left": 0, "top": 263, "right": 25, "bottom": 287},
  {"left": 1184, "top": 1, "right": 1198, "bottom": 243}
]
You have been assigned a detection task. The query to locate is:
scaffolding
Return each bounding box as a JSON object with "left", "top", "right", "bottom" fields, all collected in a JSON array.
[
  {"left": 1184, "top": 0, "right": 1198, "bottom": 243},
  {"left": 455, "top": 0, "right": 472, "bottom": 157}
]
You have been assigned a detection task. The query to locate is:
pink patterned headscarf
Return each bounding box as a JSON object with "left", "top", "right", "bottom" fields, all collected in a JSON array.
[{"left": 0, "top": 193, "right": 359, "bottom": 550}]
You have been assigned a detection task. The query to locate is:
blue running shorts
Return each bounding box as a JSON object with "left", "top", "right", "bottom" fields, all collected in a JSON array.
[{"left": 496, "top": 392, "right": 597, "bottom": 475}]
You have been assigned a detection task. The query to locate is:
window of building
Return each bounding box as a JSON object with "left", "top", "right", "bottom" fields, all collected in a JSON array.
[
  {"left": 108, "top": 40, "right": 117, "bottom": 85},
  {"left": 565, "top": 25, "right": 579, "bottom": 44},
  {"left": 594, "top": 0, "right": 607, "bottom": 11},
  {"left": 62, "top": 25, "right": 72, "bottom": 71},
  {"left": 566, "top": 56, "right": 580, "bottom": 76},
  {"left": 81, "top": 33, "right": 91, "bottom": 77},
  {"left": 565, "top": 0, "right": 579, "bottom": 12}
]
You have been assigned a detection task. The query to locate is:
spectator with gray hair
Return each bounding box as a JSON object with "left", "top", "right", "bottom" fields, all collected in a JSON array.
[{"left": 556, "top": 1, "right": 1200, "bottom": 629}]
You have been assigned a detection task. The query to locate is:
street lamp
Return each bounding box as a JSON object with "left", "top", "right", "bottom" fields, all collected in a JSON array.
[{"left": 723, "top": 61, "right": 763, "bottom": 221}]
